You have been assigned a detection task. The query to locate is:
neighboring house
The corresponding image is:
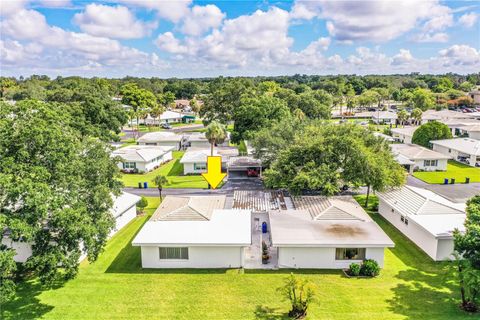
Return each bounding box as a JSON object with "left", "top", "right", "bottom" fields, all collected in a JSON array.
[
  {"left": 373, "top": 132, "right": 395, "bottom": 142},
  {"left": 180, "top": 149, "right": 227, "bottom": 174},
  {"left": 132, "top": 196, "right": 252, "bottom": 268},
  {"left": 184, "top": 132, "right": 230, "bottom": 149},
  {"left": 439, "top": 118, "right": 480, "bottom": 136},
  {"left": 137, "top": 132, "right": 185, "bottom": 150},
  {"left": 377, "top": 186, "right": 466, "bottom": 261},
  {"left": 112, "top": 145, "right": 174, "bottom": 173},
  {"left": 431, "top": 138, "right": 480, "bottom": 167},
  {"left": 469, "top": 90, "right": 480, "bottom": 104},
  {"left": 457, "top": 125, "right": 480, "bottom": 140},
  {"left": 390, "top": 126, "right": 418, "bottom": 144},
  {"left": 270, "top": 196, "right": 394, "bottom": 269},
  {"left": 390, "top": 144, "right": 451, "bottom": 173},
  {"left": 159, "top": 111, "right": 184, "bottom": 124},
  {"left": 421, "top": 109, "right": 474, "bottom": 124},
  {"left": 372, "top": 111, "right": 397, "bottom": 124},
  {"left": 3, "top": 192, "right": 141, "bottom": 263}
]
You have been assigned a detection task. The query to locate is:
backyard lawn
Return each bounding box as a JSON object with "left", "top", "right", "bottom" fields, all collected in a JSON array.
[
  {"left": 413, "top": 160, "right": 480, "bottom": 184},
  {"left": 2, "top": 196, "right": 472, "bottom": 320},
  {"left": 120, "top": 151, "right": 208, "bottom": 189}
]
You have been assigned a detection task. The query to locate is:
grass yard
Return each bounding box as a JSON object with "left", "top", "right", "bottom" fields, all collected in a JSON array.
[
  {"left": 2, "top": 196, "right": 473, "bottom": 320},
  {"left": 120, "top": 151, "right": 208, "bottom": 189},
  {"left": 413, "top": 160, "right": 480, "bottom": 184}
]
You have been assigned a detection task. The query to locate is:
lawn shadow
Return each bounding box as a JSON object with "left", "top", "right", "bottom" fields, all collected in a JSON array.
[
  {"left": 254, "top": 305, "right": 289, "bottom": 320},
  {"left": 0, "top": 280, "right": 58, "bottom": 320},
  {"left": 166, "top": 158, "right": 184, "bottom": 176}
]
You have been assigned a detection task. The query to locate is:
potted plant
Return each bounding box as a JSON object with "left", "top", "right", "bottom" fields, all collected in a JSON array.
[{"left": 262, "top": 241, "right": 270, "bottom": 264}]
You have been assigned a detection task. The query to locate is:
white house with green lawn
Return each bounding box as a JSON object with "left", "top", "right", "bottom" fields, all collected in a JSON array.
[
  {"left": 378, "top": 186, "right": 466, "bottom": 261},
  {"left": 270, "top": 196, "right": 394, "bottom": 269},
  {"left": 391, "top": 144, "right": 451, "bottom": 173},
  {"left": 431, "top": 137, "right": 480, "bottom": 167},
  {"left": 132, "top": 195, "right": 252, "bottom": 268},
  {"left": 372, "top": 111, "right": 397, "bottom": 124},
  {"left": 184, "top": 132, "right": 230, "bottom": 149},
  {"left": 180, "top": 149, "right": 227, "bottom": 174},
  {"left": 137, "top": 131, "right": 185, "bottom": 150},
  {"left": 390, "top": 126, "right": 418, "bottom": 144},
  {"left": 112, "top": 145, "right": 174, "bottom": 173}
]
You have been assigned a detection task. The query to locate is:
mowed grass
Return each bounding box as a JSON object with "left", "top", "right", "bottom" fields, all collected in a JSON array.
[
  {"left": 413, "top": 160, "right": 480, "bottom": 184},
  {"left": 2, "top": 196, "right": 473, "bottom": 320},
  {"left": 120, "top": 151, "right": 208, "bottom": 189}
]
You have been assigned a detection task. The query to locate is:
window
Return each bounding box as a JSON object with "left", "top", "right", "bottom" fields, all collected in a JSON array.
[
  {"left": 159, "top": 247, "right": 189, "bottom": 260},
  {"left": 423, "top": 160, "right": 438, "bottom": 167},
  {"left": 123, "top": 162, "right": 136, "bottom": 169},
  {"left": 194, "top": 163, "right": 207, "bottom": 171},
  {"left": 335, "top": 248, "right": 366, "bottom": 260}
]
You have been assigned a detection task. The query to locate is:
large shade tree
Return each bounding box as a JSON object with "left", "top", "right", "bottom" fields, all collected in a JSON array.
[
  {"left": 412, "top": 121, "right": 453, "bottom": 148},
  {"left": 0, "top": 100, "right": 122, "bottom": 300}
]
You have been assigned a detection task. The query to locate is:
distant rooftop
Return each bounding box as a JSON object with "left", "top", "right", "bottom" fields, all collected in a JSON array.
[
  {"left": 112, "top": 145, "right": 174, "bottom": 162},
  {"left": 431, "top": 137, "right": 480, "bottom": 155},
  {"left": 137, "top": 131, "right": 183, "bottom": 143},
  {"left": 390, "top": 126, "right": 418, "bottom": 137},
  {"left": 391, "top": 143, "right": 451, "bottom": 160}
]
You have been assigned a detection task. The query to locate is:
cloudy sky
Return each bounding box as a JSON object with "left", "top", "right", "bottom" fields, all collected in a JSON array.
[{"left": 1, "top": 0, "right": 479, "bottom": 78}]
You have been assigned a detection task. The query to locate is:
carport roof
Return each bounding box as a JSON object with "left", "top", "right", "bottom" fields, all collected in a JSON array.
[{"left": 228, "top": 156, "right": 262, "bottom": 168}]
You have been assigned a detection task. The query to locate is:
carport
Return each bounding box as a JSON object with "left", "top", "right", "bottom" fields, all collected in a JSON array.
[{"left": 227, "top": 156, "right": 262, "bottom": 180}]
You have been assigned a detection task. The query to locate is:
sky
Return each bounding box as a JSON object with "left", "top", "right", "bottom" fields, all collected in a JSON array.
[{"left": 1, "top": 0, "right": 479, "bottom": 78}]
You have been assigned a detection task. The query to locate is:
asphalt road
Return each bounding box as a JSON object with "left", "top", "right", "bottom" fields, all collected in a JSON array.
[{"left": 406, "top": 175, "right": 480, "bottom": 203}]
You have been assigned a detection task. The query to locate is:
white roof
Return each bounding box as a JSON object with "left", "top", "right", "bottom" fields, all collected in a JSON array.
[
  {"left": 422, "top": 110, "right": 474, "bottom": 121},
  {"left": 391, "top": 144, "right": 451, "bottom": 160},
  {"left": 137, "top": 131, "right": 183, "bottom": 143},
  {"left": 269, "top": 209, "right": 394, "bottom": 247},
  {"left": 431, "top": 138, "right": 480, "bottom": 156},
  {"left": 111, "top": 192, "right": 141, "bottom": 218},
  {"left": 458, "top": 124, "right": 480, "bottom": 132},
  {"left": 185, "top": 132, "right": 230, "bottom": 142},
  {"left": 112, "top": 145, "right": 174, "bottom": 162},
  {"left": 372, "top": 111, "right": 397, "bottom": 119},
  {"left": 377, "top": 186, "right": 465, "bottom": 238},
  {"left": 180, "top": 149, "right": 226, "bottom": 163},
  {"left": 373, "top": 132, "right": 395, "bottom": 142},
  {"left": 151, "top": 195, "right": 226, "bottom": 221},
  {"left": 390, "top": 126, "right": 418, "bottom": 137},
  {"left": 160, "top": 110, "right": 183, "bottom": 120},
  {"left": 395, "top": 153, "right": 415, "bottom": 165},
  {"left": 132, "top": 210, "right": 251, "bottom": 246}
]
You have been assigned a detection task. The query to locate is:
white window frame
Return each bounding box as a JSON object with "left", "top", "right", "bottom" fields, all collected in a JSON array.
[{"left": 159, "top": 247, "right": 189, "bottom": 260}]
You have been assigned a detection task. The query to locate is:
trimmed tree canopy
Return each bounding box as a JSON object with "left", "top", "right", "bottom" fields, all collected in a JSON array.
[{"left": 411, "top": 121, "right": 453, "bottom": 148}]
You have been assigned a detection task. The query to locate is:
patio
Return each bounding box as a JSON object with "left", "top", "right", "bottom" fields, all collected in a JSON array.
[{"left": 243, "top": 212, "right": 278, "bottom": 269}]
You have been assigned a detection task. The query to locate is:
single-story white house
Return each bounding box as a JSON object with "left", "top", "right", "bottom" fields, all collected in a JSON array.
[
  {"left": 3, "top": 192, "right": 141, "bottom": 263},
  {"left": 132, "top": 195, "right": 252, "bottom": 268},
  {"left": 160, "top": 110, "right": 184, "bottom": 124},
  {"left": 390, "top": 126, "right": 418, "bottom": 144},
  {"left": 431, "top": 137, "right": 480, "bottom": 167},
  {"left": 137, "top": 132, "right": 185, "bottom": 150},
  {"left": 112, "top": 145, "right": 174, "bottom": 173},
  {"left": 377, "top": 186, "right": 466, "bottom": 261},
  {"left": 439, "top": 118, "right": 480, "bottom": 136},
  {"left": 270, "top": 196, "right": 394, "bottom": 269},
  {"left": 458, "top": 125, "right": 480, "bottom": 140},
  {"left": 180, "top": 149, "right": 228, "bottom": 174},
  {"left": 421, "top": 109, "right": 474, "bottom": 124},
  {"left": 372, "top": 111, "right": 397, "bottom": 124},
  {"left": 391, "top": 144, "right": 451, "bottom": 173},
  {"left": 184, "top": 132, "right": 230, "bottom": 149}
]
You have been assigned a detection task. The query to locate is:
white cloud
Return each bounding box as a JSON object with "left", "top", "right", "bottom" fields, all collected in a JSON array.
[
  {"left": 73, "top": 4, "right": 157, "bottom": 39},
  {"left": 155, "top": 32, "right": 188, "bottom": 54},
  {"left": 392, "top": 49, "right": 414, "bottom": 65},
  {"left": 291, "top": 0, "right": 453, "bottom": 42},
  {"left": 414, "top": 32, "right": 449, "bottom": 43},
  {"left": 118, "top": 0, "right": 192, "bottom": 22},
  {"left": 180, "top": 4, "right": 225, "bottom": 36},
  {"left": 438, "top": 44, "right": 480, "bottom": 66},
  {"left": 37, "top": 0, "right": 72, "bottom": 8},
  {"left": 0, "top": 0, "right": 29, "bottom": 16},
  {"left": 459, "top": 12, "right": 479, "bottom": 28}
]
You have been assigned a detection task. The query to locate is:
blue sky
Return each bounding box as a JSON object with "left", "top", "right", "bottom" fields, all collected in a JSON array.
[{"left": 1, "top": 0, "right": 479, "bottom": 78}]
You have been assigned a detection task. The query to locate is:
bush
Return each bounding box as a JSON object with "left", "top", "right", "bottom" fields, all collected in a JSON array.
[
  {"left": 360, "top": 259, "right": 380, "bottom": 277},
  {"left": 137, "top": 196, "right": 148, "bottom": 213},
  {"left": 348, "top": 263, "right": 361, "bottom": 276}
]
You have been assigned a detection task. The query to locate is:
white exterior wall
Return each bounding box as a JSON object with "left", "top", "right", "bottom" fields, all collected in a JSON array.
[
  {"left": 412, "top": 158, "right": 448, "bottom": 171},
  {"left": 392, "top": 133, "right": 412, "bottom": 144},
  {"left": 138, "top": 141, "right": 181, "bottom": 150},
  {"left": 1, "top": 238, "right": 32, "bottom": 263},
  {"left": 182, "top": 162, "right": 205, "bottom": 174},
  {"left": 140, "top": 246, "right": 244, "bottom": 268},
  {"left": 277, "top": 247, "right": 385, "bottom": 269},
  {"left": 433, "top": 144, "right": 476, "bottom": 167},
  {"left": 378, "top": 199, "right": 441, "bottom": 260},
  {"left": 469, "top": 132, "right": 480, "bottom": 140},
  {"left": 111, "top": 205, "right": 137, "bottom": 237},
  {"left": 436, "top": 238, "right": 455, "bottom": 261}
]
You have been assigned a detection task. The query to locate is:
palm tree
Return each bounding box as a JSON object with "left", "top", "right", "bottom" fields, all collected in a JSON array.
[
  {"left": 152, "top": 175, "right": 169, "bottom": 201},
  {"left": 411, "top": 108, "right": 423, "bottom": 125},
  {"left": 397, "top": 109, "right": 409, "bottom": 126},
  {"left": 205, "top": 121, "right": 227, "bottom": 156}
]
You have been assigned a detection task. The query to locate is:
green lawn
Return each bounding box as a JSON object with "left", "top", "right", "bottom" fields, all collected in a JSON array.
[
  {"left": 2, "top": 196, "right": 472, "bottom": 320},
  {"left": 413, "top": 160, "right": 480, "bottom": 184},
  {"left": 120, "top": 151, "right": 208, "bottom": 189}
]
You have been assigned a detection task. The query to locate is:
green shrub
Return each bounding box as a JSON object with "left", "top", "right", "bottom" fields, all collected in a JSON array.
[
  {"left": 137, "top": 196, "right": 148, "bottom": 213},
  {"left": 360, "top": 259, "right": 380, "bottom": 277},
  {"left": 348, "top": 263, "right": 361, "bottom": 276}
]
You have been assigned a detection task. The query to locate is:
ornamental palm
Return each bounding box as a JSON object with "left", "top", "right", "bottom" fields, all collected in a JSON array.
[
  {"left": 205, "top": 121, "right": 227, "bottom": 156},
  {"left": 152, "top": 175, "right": 169, "bottom": 200}
]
